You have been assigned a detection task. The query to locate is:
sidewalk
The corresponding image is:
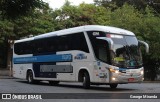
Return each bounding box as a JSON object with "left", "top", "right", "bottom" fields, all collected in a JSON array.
[
  {"left": 143, "top": 80, "right": 160, "bottom": 83},
  {"left": 0, "top": 69, "right": 9, "bottom": 76},
  {"left": 0, "top": 69, "right": 13, "bottom": 79},
  {"left": 0, "top": 76, "right": 13, "bottom": 79}
]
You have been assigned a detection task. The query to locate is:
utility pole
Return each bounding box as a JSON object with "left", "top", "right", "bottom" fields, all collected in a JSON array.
[{"left": 7, "top": 39, "right": 14, "bottom": 77}]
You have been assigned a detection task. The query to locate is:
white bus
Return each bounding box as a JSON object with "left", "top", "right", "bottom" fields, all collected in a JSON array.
[{"left": 13, "top": 25, "right": 149, "bottom": 89}]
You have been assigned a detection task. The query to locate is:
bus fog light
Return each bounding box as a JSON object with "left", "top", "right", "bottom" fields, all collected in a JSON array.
[
  {"left": 112, "top": 77, "right": 116, "bottom": 81},
  {"left": 140, "top": 70, "right": 144, "bottom": 75}
]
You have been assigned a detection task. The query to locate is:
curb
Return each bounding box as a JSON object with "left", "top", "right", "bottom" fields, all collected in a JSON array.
[
  {"left": 0, "top": 76, "right": 15, "bottom": 79},
  {"left": 0, "top": 69, "right": 10, "bottom": 76},
  {"left": 143, "top": 81, "right": 160, "bottom": 83},
  {"left": 0, "top": 76, "right": 14, "bottom": 79}
]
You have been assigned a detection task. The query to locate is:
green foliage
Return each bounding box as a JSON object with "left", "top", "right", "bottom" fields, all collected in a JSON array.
[
  {"left": 140, "top": 7, "right": 160, "bottom": 80},
  {"left": 0, "top": 19, "right": 14, "bottom": 43},
  {"left": 94, "top": 0, "right": 160, "bottom": 14},
  {"left": 0, "top": 0, "right": 45, "bottom": 19},
  {"left": 79, "top": 3, "right": 111, "bottom": 25},
  {"left": 142, "top": 7, "right": 160, "bottom": 58},
  {"left": 111, "top": 4, "right": 160, "bottom": 80},
  {"left": 0, "top": 2, "right": 54, "bottom": 67},
  {"left": 13, "top": 7, "right": 54, "bottom": 39},
  {"left": 0, "top": 3, "right": 54, "bottom": 41},
  {"left": 53, "top": 2, "right": 111, "bottom": 30},
  {"left": 110, "top": 4, "right": 143, "bottom": 32}
]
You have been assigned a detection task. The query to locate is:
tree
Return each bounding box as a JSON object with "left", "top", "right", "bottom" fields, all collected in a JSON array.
[
  {"left": 0, "top": 0, "right": 47, "bottom": 68},
  {"left": 94, "top": 0, "right": 160, "bottom": 13},
  {"left": 0, "top": 2, "right": 54, "bottom": 68},
  {"left": 13, "top": 4, "right": 54, "bottom": 39},
  {"left": 109, "top": 4, "right": 160, "bottom": 80},
  {"left": 141, "top": 7, "right": 160, "bottom": 80},
  {"left": 0, "top": 19, "right": 14, "bottom": 43},
  {"left": 53, "top": 1, "right": 111, "bottom": 30},
  {"left": 0, "top": 0, "right": 45, "bottom": 19},
  {"left": 94, "top": 0, "right": 118, "bottom": 10},
  {"left": 0, "top": 19, "right": 14, "bottom": 67},
  {"left": 110, "top": 4, "right": 143, "bottom": 32}
]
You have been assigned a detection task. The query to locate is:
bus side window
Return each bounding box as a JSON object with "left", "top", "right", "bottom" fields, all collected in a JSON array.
[
  {"left": 14, "top": 43, "right": 21, "bottom": 54},
  {"left": 70, "top": 32, "right": 89, "bottom": 53},
  {"left": 56, "top": 36, "right": 70, "bottom": 52},
  {"left": 49, "top": 37, "right": 57, "bottom": 53},
  {"left": 15, "top": 41, "right": 32, "bottom": 55}
]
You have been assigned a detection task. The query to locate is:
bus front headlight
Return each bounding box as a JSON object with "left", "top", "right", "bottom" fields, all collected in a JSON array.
[{"left": 109, "top": 68, "right": 119, "bottom": 74}]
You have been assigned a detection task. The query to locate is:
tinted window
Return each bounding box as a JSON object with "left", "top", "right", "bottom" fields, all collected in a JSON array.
[
  {"left": 70, "top": 32, "right": 89, "bottom": 53},
  {"left": 14, "top": 41, "right": 33, "bottom": 55},
  {"left": 14, "top": 32, "right": 89, "bottom": 55}
]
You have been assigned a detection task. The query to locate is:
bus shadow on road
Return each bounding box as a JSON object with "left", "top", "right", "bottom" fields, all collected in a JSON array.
[
  {"left": 16, "top": 80, "right": 137, "bottom": 92},
  {"left": 58, "top": 83, "right": 136, "bottom": 92},
  {"left": 16, "top": 80, "right": 51, "bottom": 86}
]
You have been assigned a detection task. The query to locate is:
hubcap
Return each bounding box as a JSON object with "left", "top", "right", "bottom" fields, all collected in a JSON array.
[
  {"left": 28, "top": 75, "right": 31, "bottom": 82},
  {"left": 83, "top": 76, "right": 86, "bottom": 84},
  {"left": 28, "top": 73, "right": 32, "bottom": 83}
]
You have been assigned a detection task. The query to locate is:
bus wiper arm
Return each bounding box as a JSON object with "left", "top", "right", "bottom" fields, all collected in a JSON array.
[{"left": 125, "top": 45, "right": 139, "bottom": 66}]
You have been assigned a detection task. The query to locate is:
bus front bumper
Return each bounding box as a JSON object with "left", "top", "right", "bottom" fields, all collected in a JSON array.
[{"left": 110, "top": 73, "right": 144, "bottom": 83}]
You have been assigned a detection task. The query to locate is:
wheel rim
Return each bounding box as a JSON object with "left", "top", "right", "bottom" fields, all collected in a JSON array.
[
  {"left": 28, "top": 75, "right": 31, "bottom": 83},
  {"left": 83, "top": 76, "right": 85, "bottom": 83},
  {"left": 28, "top": 72, "right": 32, "bottom": 83}
]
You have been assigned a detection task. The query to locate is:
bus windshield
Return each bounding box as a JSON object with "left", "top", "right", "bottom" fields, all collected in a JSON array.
[{"left": 109, "top": 34, "right": 142, "bottom": 68}]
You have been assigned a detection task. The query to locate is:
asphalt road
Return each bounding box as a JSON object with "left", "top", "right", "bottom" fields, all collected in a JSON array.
[{"left": 0, "top": 78, "right": 160, "bottom": 102}]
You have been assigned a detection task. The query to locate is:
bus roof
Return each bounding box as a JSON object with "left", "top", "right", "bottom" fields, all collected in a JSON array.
[{"left": 15, "top": 25, "right": 135, "bottom": 43}]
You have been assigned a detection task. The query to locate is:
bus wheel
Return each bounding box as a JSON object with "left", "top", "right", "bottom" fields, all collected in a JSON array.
[
  {"left": 27, "top": 70, "right": 38, "bottom": 84},
  {"left": 82, "top": 72, "right": 90, "bottom": 89},
  {"left": 110, "top": 84, "right": 118, "bottom": 89},
  {"left": 49, "top": 81, "right": 59, "bottom": 86}
]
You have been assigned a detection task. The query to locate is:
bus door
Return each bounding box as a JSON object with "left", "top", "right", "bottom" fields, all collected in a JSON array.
[{"left": 93, "top": 38, "right": 111, "bottom": 83}]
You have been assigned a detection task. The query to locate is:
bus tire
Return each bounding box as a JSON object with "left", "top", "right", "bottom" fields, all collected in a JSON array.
[
  {"left": 110, "top": 84, "right": 118, "bottom": 89},
  {"left": 83, "top": 72, "right": 90, "bottom": 89},
  {"left": 49, "top": 81, "right": 59, "bottom": 86},
  {"left": 27, "top": 70, "right": 38, "bottom": 84}
]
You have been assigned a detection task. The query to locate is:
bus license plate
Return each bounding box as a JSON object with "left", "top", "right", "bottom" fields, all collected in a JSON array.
[{"left": 128, "top": 78, "right": 134, "bottom": 82}]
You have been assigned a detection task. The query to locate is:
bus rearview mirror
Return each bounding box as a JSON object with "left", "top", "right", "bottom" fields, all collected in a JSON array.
[{"left": 138, "top": 40, "right": 149, "bottom": 53}]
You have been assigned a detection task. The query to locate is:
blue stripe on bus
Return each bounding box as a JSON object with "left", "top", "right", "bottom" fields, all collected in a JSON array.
[
  {"left": 13, "top": 54, "right": 72, "bottom": 64},
  {"left": 118, "top": 68, "right": 128, "bottom": 71}
]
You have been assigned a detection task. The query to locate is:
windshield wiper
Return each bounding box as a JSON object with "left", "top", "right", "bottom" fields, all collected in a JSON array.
[
  {"left": 123, "top": 37, "right": 141, "bottom": 67},
  {"left": 125, "top": 45, "right": 140, "bottom": 67}
]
